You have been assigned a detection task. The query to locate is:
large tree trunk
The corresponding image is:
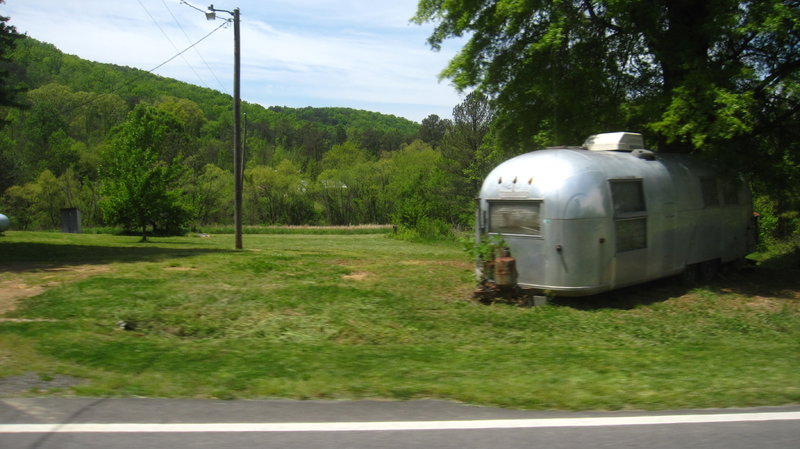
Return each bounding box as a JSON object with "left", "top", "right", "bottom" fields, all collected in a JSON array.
[{"left": 630, "top": 0, "right": 714, "bottom": 153}]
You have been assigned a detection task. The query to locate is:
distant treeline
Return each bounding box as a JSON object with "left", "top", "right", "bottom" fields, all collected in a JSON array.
[
  {"left": 1, "top": 35, "right": 795, "bottom": 244},
  {"left": 0, "top": 37, "right": 501, "bottom": 238}
]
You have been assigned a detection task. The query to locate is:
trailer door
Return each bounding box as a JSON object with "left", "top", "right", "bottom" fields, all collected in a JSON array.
[
  {"left": 609, "top": 179, "right": 649, "bottom": 287},
  {"left": 488, "top": 200, "right": 544, "bottom": 286}
]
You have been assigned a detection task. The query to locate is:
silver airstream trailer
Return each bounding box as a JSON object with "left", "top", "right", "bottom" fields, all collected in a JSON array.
[{"left": 476, "top": 132, "right": 756, "bottom": 297}]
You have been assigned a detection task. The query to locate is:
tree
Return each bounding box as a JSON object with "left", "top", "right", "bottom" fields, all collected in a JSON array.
[
  {"left": 437, "top": 92, "right": 497, "bottom": 225},
  {"left": 35, "top": 169, "right": 64, "bottom": 229},
  {"left": 78, "top": 178, "right": 103, "bottom": 228},
  {"left": 0, "top": 2, "right": 23, "bottom": 112},
  {"left": 156, "top": 96, "right": 206, "bottom": 138},
  {"left": 413, "top": 0, "right": 800, "bottom": 153},
  {"left": 71, "top": 91, "right": 127, "bottom": 145},
  {"left": 100, "top": 104, "right": 194, "bottom": 240},
  {"left": 1, "top": 168, "right": 66, "bottom": 230},
  {"left": 444, "top": 91, "right": 493, "bottom": 177},
  {"left": 320, "top": 141, "right": 371, "bottom": 170},
  {"left": 0, "top": 131, "right": 20, "bottom": 192},
  {"left": 419, "top": 114, "right": 451, "bottom": 148},
  {"left": 244, "top": 159, "right": 316, "bottom": 225},
  {"left": 317, "top": 153, "right": 389, "bottom": 225},
  {"left": 385, "top": 140, "right": 451, "bottom": 238},
  {"left": 1, "top": 182, "right": 39, "bottom": 230},
  {"left": 415, "top": 0, "right": 800, "bottom": 236},
  {"left": 191, "top": 163, "right": 233, "bottom": 227}
]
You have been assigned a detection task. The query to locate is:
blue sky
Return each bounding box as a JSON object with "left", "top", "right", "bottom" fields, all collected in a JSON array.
[{"left": 1, "top": 0, "right": 467, "bottom": 122}]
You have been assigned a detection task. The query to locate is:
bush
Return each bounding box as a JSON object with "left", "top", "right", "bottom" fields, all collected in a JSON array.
[
  {"left": 754, "top": 195, "right": 800, "bottom": 249},
  {"left": 391, "top": 217, "right": 453, "bottom": 242}
]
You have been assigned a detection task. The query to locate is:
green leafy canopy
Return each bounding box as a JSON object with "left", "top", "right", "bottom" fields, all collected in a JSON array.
[
  {"left": 414, "top": 0, "right": 800, "bottom": 152},
  {"left": 100, "top": 104, "right": 194, "bottom": 240},
  {"left": 414, "top": 0, "right": 800, "bottom": 218}
]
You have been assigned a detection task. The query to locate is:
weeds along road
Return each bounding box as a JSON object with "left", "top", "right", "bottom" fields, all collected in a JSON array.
[{"left": 1, "top": 398, "right": 799, "bottom": 449}]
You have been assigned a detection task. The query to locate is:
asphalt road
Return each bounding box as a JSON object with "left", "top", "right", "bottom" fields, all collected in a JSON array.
[{"left": 1, "top": 398, "right": 798, "bottom": 449}]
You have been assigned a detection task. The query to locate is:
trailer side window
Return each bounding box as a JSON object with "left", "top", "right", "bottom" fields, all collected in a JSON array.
[
  {"left": 488, "top": 201, "right": 541, "bottom": 236},
  {"left": 609, "top": 180, "right": 646, "bottom": 214},
  {"left": 610, "top": 179, "right": 647, "bottom": 252},
  {"left": 701, "top": 178, "right": 720, "bottom": 207}
]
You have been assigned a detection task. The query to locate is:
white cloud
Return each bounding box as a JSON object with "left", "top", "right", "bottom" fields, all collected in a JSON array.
[{"left": 2, "top": 0, "right": 465, "bottom": 121}]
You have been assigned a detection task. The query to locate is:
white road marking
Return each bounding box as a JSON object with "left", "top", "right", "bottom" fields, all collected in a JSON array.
[{"left": 1, "top": 411, "right": 799, "bottom": 433}]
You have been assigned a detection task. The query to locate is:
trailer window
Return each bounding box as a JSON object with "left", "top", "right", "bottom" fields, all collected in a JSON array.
[
  {"left": 489, "top": 201, "right": 541, "bottom": 236},
  {"left": 610, "top": 179, "right": 647, "bottom": 252},
  {"left": 609, "top": 180, "right": 646, "bottom": 214}
]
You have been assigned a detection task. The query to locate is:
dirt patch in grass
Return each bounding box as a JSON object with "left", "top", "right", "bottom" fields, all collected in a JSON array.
[
  {"left": 342, "top": 271, "right": 369, "bottom": 281},
  {"left": 742, "top": 296, "right": 785, "bottom": 312},
  {"left": 0, "top": 284, "right": 44, "bottom": 315},
  {"left": 0, "top": 264, "right": 112, "bottom": 317},
  {"left": 163, "top": 266, "right": 196, "bottom": 271}
]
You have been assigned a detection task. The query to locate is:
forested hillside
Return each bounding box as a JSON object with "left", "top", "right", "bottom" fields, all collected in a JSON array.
[{"left": 0, "top": 37, "right": 491, "bottom": 236}]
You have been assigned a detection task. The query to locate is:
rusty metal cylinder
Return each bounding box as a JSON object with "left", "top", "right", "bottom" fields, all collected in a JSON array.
[{"left": 494, "top": 248, "right": 518, "bottom": 287}]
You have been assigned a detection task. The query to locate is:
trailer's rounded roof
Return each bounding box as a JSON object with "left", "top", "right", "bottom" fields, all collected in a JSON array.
[
  {"left": 487, "top": 147, "right": 658, "bottom": 179},
  {"left": 481, "top": 148, "right": 647, "bottom": 198},
  {"left": 478, "top": 148, "right": 723, "bottom": 219}
]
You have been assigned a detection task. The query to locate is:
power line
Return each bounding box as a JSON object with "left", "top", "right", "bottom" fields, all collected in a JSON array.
[
  {"left": 51, "top": 21, "right": 229, "bottom": 118},
  {"left": 137, "top": 0, "right": 209, "bottom": 89},
  {"left": 163, "top": 0, "right": 228, "bottom": 93},
  {"left": 179, "top": 0, "right": 208, "bottom": 15},
  {"left": 146, "top": 21, "right": 228, "bottom": 74}
]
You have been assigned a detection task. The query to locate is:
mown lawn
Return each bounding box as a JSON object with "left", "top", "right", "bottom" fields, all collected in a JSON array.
[{"left": 0, "top": 231, "right": 798, "bottom": 410}]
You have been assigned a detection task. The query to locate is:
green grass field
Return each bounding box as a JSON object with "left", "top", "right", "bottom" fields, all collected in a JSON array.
[{"left": 1, "top": 231, "right": 798, "bottom": 410}]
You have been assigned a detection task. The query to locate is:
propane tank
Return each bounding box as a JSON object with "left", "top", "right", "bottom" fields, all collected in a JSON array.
[
  {"left": 0, "top": 214, "right": 9, "bottom": 233},
  {"left": 494, "top": 248, "right": 517, "bottom": 288}
]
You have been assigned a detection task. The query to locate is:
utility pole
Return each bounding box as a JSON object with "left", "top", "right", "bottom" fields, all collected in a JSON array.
[
  {"left": 204, "top": 4, "right": 242, "bottom": 249},
  {"left": 232, "top": 7, "right": 242, "bottom": 249}
]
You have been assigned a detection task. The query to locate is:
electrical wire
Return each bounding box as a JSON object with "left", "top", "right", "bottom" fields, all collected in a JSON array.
[
  {"left": 137, "top": 0, "right": 209, "bottom": 89},
  {"left": 179, "top": 0, "right": 208, "bottom": 15},
  {"left": 146, "top": 21, "right": 228, "bottom": 74},
  {"left": 163, "top": 0, "right": 227, "bottom": 93},
  {"left": 50, "top": 20, "right": 229, "bottom": 118}
]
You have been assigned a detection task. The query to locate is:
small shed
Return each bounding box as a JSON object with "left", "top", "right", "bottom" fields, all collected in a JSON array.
[{"left": 60, "top": 208, "right": 82, "bottom": 234}]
